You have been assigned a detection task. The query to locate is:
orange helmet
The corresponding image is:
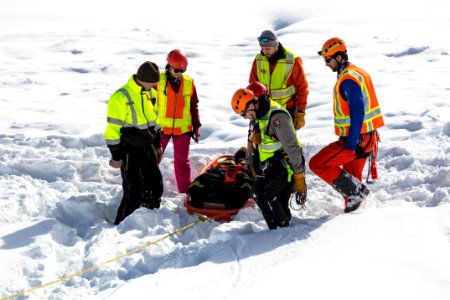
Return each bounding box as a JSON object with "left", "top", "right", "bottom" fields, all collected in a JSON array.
[
  {"left": 247, "top": 81, "right": 268, "bottom": 98},
  {"left": 231, "top": 88, "right": 256, "bottom": 115},
  {"left": 167, "top": 49, "right": 188, "bottom": 69},
  {"left": 318, "top": 37, "right": 346, "bottom": 58}
]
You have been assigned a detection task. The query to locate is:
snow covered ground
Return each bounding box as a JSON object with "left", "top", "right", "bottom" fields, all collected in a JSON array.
[{"left": 1, "top": 0, "right": 450, "bottom": 299}]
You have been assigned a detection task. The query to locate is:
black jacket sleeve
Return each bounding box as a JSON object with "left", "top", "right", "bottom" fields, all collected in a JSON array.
[
  {"left": 153, "top": 128, "right": 162, "bottom": 150},
  {"left": 108, "top": 144, "right": 124, "bottom": 161}
]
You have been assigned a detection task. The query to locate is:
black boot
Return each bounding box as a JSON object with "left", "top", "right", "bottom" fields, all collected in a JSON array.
[
  {"left": 344, "top": 184, "right": 370, "bottom": 213},
  {"left": 142, "top": 189, "right": 161, "bottom": 209},
  {"left": 332, "top": 171, "right": 370, "bottom": 213}
]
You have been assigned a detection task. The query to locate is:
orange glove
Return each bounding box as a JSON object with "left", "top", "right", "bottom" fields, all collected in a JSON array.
[
  {"left": 294, "top": 112, "right": 306, "bottom": 130},
  {"left": 293, "top": 172, "right": 306, "bottom": 194}
]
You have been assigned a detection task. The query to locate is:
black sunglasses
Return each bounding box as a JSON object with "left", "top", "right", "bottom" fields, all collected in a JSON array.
[
  {"left": 257, "top": 37, "right": 274, "bottom": 43},
  {"left": 324, "top": 57, "right": 334, "bottom": 63},
  {"left": 172, "top": 68, "right": 186, "bottom": 73}
]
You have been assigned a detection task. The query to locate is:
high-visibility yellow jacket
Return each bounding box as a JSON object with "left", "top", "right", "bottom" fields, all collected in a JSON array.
[{"left": 105, "top": 75, "right": 159, "bottom": 146}]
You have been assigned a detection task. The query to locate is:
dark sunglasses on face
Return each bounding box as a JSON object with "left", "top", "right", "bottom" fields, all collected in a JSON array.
[
  {"left": 324, "top": 57, "right": 334, "bottom": 63},
  {"left": 257, "top": 37, "right": 274, "bottom": 43},
  {"left": 172, "top": 68, "right": 186, "bottom": 73}
]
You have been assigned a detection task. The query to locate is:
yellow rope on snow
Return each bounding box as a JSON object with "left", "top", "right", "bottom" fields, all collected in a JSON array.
[{"left": 1, "top": 215, "right": 210, "bottom": 300}]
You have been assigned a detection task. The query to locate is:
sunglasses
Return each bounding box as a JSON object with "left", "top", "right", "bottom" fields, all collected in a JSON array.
[
  {"left": 257, "top": 37, "right": 274, "bottom": 43},
  {"left": 172, "top": 68, "right": 186, "bottom": 73},
  {"left": 324, "top": 57, "right": 334, "bottom": 63}
]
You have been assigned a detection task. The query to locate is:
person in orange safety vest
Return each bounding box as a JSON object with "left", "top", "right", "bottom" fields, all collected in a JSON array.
[
  {"left": 157, "top": 49, "right": 202, "bottom": 194},
  {"left": 309, "top": 37, "right": 384, "bottom": 213}
]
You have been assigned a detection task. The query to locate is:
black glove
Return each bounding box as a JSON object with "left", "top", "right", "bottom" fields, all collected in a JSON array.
[
  {"left": 107, "top": 144, "right": 124, "bottom": 161},
  {"left": 355, "top": 146, "right": 371, "bottom": 159}
]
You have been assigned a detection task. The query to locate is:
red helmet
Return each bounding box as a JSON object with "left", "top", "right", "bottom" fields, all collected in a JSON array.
[
  {"left": 231, "top": 88, "right": 256, "bottom": 115},
  {"left": 318, "top": 37, "right": 347, "bottom": 58},
  {"left": 166, "top": 49, "right": 188, "bottom": 69},
  {"left": 246, "top": 81, "right": 268, "bottom": 98}
]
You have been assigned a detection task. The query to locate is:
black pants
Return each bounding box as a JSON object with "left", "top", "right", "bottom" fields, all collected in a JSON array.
[
  {"left": 252, "top": 159, "right": 293, "bottom": 229},
  {"left": 114, "top": 144, "right": 163, "bottom": 225}
]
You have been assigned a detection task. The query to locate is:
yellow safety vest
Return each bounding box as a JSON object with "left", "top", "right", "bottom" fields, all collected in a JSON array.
[
  {"left": 257, "top": 100, "right": 301, "bottom": 162},
  {"left": 105, "top": 75, "right": 159, "bottom": 145},
  {"left": 157, "top": 73, "right": 194, "bottom": 135},
  {"left": 255, "top": 48, "right": 297, "bottom": 107}
]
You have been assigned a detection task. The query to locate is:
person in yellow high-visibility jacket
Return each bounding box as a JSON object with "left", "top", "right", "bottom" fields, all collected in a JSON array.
[
  {"left": 105, "top": 61, "right": 164, "bottom": 225},
  {"left": 157, "top": 49, "right": 202, "bottom": 194}
]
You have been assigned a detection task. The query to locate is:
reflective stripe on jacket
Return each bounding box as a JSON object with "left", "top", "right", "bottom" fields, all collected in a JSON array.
[
  {"left": 157, "top": 73, "right": 194, "bottom": 135},
  {"left": 255, "top": 48, "right": 297, "bottom": 107},
  {"left": 257, "top": 100, "right": 300, "bottom": 162},
  {"left": 333, "top": 63, "right": 384, "bottom": 136},
  {"left": 105, "top": 75, "right": 159, "bottom": 145}
]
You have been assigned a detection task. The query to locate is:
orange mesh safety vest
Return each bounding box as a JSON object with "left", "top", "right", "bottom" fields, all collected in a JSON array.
[
  {"left": 157, "top": 73, "right": 194, "bottom": 135},
  {"left": 333, "top": 63, "right": 384, "bottom": 136}
]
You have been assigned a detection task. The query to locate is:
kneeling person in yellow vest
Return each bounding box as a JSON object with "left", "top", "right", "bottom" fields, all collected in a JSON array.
[
  {"left": 105, "top": 61, "right": 164, "bottom": 225},
  {"left": 231, "top": 82, "right": 306, "bottom": 230}
]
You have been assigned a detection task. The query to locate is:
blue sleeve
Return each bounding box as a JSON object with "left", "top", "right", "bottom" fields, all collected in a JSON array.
[{"left": 340, "top": 79, "right": 365, "bottom": 150}]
